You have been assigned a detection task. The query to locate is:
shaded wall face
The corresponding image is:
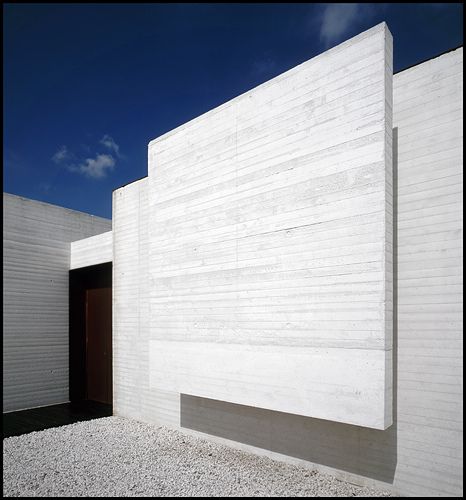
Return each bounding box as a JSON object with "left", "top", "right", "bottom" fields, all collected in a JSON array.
[
  {"left": 2, "top": 194, "right": 112, "bottom": 412},
  {"left": 112, "top": 32, "right": 462, "bottom": 500}
]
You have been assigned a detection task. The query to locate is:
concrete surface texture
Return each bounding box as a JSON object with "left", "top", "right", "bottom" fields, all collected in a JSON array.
[
  {"left": 112, "top": 29, "right": 463, "bottom": 497},
  {"left": 146, "top": 22, "right": 394, "bottom": 430},
  {"left": 2, "top": 416, "right": 394, "bottom": 497},
  {"left": 391, "top": 46, "right": 463, "bottom": 497},
  {"left": 2, "top": 194, "right": 111, "bottom": 412}
]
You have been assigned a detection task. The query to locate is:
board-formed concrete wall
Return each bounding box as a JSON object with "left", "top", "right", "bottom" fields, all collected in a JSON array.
[
  {"left": 391, "top": 46, "right": 463, "bottom": 497},
  {"left": 112, "top": 34, "right": 463, "bottom": 497},
  {"left": 3, "top": 193, "right": 112, "bottom": 412},
  {"left": 147, "top": 22, "right": 393, "bottom": 430},
  {"left": 112, "top": 178, "right": 150, "bottom": 419}
]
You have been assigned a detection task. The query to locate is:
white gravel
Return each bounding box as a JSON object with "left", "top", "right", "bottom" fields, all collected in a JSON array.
[{"left": 3, "top": 416, "right": 393, "bottom": 497}]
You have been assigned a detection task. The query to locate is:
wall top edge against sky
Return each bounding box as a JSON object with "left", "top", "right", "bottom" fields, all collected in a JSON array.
[
  {"left": 147, "top": 22, "right": 391, "bottom": 149},
  {"left": 3, "top": 191, "right": 112, "bottom": 222}
]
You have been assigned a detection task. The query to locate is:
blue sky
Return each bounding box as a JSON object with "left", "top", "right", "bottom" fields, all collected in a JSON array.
[{"left": 3, "top": 3, "right": 463, "bottom": 219}]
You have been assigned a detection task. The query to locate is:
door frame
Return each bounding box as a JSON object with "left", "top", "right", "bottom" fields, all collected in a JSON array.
[{"left": 69, "top": 262, "right": 112, "bottom": 404}]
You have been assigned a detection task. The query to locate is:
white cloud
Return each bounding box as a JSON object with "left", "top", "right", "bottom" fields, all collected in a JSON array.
[
  {"left": 99, "top": 134, "right": 120, "bottom": 157},
  {"left": 77, "top": 154, "right": 116, "bottom": 179},
  {"left": 52, "top": 145, "right": 69, "bottom": 164},
  {"left": 53, "top": 135, "right": 120, "bottom": 179},
  {"left": 319, "top": 3, "right": 374, "bottom": 47}
]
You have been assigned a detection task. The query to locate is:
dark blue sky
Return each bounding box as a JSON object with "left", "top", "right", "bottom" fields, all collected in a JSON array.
[{"left": 3, "top": 3, "right": 463, "bottom": 219}]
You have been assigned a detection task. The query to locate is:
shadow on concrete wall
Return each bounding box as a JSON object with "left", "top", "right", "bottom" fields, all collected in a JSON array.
[{"left": 180, "top": 129, "right": 399, "bottom": 486}]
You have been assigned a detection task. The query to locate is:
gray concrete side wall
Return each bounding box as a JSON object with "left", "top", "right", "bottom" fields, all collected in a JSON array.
[{"left": 3, "top": 193, "right": 112, "bottom": 412}]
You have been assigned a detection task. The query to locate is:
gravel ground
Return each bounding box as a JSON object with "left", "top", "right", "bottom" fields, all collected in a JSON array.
[{"left": 3, "top": 416, "right": 393, "bottom": 497}]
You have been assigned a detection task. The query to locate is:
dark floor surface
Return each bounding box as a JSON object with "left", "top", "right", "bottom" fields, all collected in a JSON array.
[{"left": 3, "top": 400, "right": 112, "bottom": 438}]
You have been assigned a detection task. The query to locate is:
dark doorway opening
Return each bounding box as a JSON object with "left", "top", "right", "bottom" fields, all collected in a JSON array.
[{"left": 69, "top": 263, "right": 112, "bottom": 408}]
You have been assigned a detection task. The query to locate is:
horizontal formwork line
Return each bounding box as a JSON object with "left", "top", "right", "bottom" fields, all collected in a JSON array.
[
  {"left": 393, "top": 96, "right": 462, "bottom": 125},
  {"left": 395, "top": 115, "right": 463, "bottom": 143},
  {"left": 153, "top": 212, "right": 387, "bottom": 246},
  {"left": 393, "top": 55, "right": 462, "bottom": 90},
  {"left": 170, "top": 82, "right": 384, "bottom": 160},
  {"left": 150, "top": 245, "right": 385, "bottom": 277},
  {"left": 398, "top": 173, "right": 463, "bottom": 195},
  {"left": 398, "top": 132, "right": 462, "bottom": 159},
  {"left": 155, "top": 139, "right": 386, "bottom": 207},
  {"left": 147, "top": 325, "right": 386, "bottom": 333},
  {"left": 147, "top": 281, "right": 385, "bottom": 297},
  {"left": 396, "top": 217, "right": 462, "bottom": 233},
  {"left": 398, "top": 179, "right": 462, "bottom": 205},
  {"left": 149, "top": 228, "right": 386, "bottom": 265},
  {"left": 152, "top": 129, "right": 386, "bottom": 204},
  {"left": 393, "top": 71, "right": 462, "bottom": 107},
  {"left": 149, "top": 203, "right": 387, "bottom": 250},
  {"left": 152, "top": 140, "right": 386, "bottom": 215},
  {"left": 149, "top": 247, "right": 449, "bottom": 277},
  {"left": 151, "top": 155, "right": 388, "bottom": 222},
  {"left": 151, "top": 182, "right": 389, "bottom": 236},
  {"left": 150, "top": 266, "right": 386, "bottom": 283},
  {"left": 149, "top": 314, "right": 385, "bottom": 323},
  {"left": 148, "top": 299, "right": 386, "bottom": 307},
  {"left": 397, "top": 152, "right": 462, "bottom": 176},
  {"left": 148, "top": 212, "right": 386, "bottom": 255},
  {"left": 137, "top": 268, "right": 386, "bottom": 284},
  {"left": 154, "top": 115, "right": 386, "bottom": 197},
  {"left": 388, "top": 427, "right": 463, "bottom": 447},
  {"left": 147, "top": 288, "right": 456, "bottom": 298},
  {"left": 147, "top": 290, "right": 385, "bottom": 302},
  {"left": 397, "top": 178, "right": 462, "bottom": 201},
  {"left": 397, "top": 233, "right": 463, "bottom": 248},
  {"left": 396, "top": 138, "right": 462, "bottom": 163},
  {"left": 396, "top": 153, "right": 462, "bottom": 178},
  {"left": 150, "top": 210, "right": 388, "bottom": 247},
  {"left": 149, "top": 272, "right": 386, "bottom": 287},
  {"left": 397, "top": 201, "right": 462, "bottom": 221},
  {"left": 154, "top": 107, "right": 385, "bottom": 185},
  {"left": 150, "top": 274, "right": 385, "bottom": 288},
  {"left": 152, "top": 159, "right": 387, "bottom": 221}
]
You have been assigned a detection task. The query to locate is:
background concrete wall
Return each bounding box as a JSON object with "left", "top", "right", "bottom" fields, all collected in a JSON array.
[
  {"left": 112, "top": 42, "right": 463, "bottom": 497},
  {"left": 70, "top": 230, "right": 113, "bottom": 270},
  {"left": 112, "top": 179, "right": 150, "bottom": 419},
  {"left": 3, "top": 193, "right": 111, "bottom": 412},
  {"left": 147, "top": 22, "right": 393, "bottom": 430},
  {"left": 391, "top": 46, "right": 463, "bottom": 497}
]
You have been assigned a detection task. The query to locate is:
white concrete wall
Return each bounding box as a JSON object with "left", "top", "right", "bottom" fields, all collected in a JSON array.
[
  {"left": 391, "top": 46, "right": 463, "bottom": 497},
  {"left": 3, "top": 193, "right": 111, "bottom": 412},
  {"left": 70, "top": 231, "right": 113, "bottom": 270},
  {"left": 112, "top": 178, "right": 150, "bottom": 419},
  {"left": 111, "top": 33, "right": 462, "bottom": 497},
  {"left": 147, "top": 22, "right": 393, "bottom": 430}
]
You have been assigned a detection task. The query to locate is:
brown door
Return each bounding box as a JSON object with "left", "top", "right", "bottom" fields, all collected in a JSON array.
[{"left": 85, "top": 287, "right": 112, "bottom": 404}]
